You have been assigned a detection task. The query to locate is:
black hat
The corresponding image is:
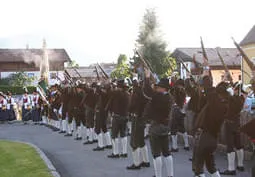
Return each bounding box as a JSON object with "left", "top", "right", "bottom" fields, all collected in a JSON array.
[
  {"left": 155, "top": 78, "right": 170, "bottom": 90},
  {"left": 199, "top": 75, "right": 213, "bottom": 88},
  {"left": 91, "top": 82, "right": 97, "bottom": 88}
]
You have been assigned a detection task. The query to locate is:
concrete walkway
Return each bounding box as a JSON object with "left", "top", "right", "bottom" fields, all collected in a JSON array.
[{"left": 0, "top": 122, "right": 252, "bottom": 177}]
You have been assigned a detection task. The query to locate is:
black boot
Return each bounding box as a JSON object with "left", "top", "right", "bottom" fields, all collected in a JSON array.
[
  {"left": 74, "top": 137, "right": 82, "bottom": 140},
  {"left": 107, "top": 153, "right": 120, "bottom": 158},
  {"left": 140, "top": 162, "right": 150, "bottom": 168},
  {"left": 93, "top": 146, "right": 104, "bottom": 151},
  {"left": 105, "top": 145, "right": 112, "bottom": 149},
  {"left": 64, "top": 133, "right": 72, "bottom": 137},
  {"left": 237, "top": 166, "right": 245, "bottom": 172},
  {"left": 83, "top": 141, "right": 93, "bottom": 145},
  {"left": 126, "top": 164, "right": 141, "bottom": 170},
  {"left": 220, "top": 170, "right": 236, "bottom": 175}
]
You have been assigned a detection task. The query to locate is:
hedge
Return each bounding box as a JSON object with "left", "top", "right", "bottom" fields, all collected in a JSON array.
[{"left": 0, "top": 85, "right": 36, "bottom": 95}]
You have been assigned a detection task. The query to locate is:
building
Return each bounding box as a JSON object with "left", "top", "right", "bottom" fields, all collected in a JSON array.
[
  {"left": 171, "top": 47, "right": 241, "bottom": 85},
  {"left": 0, "top": 48, "right": 71, "bottom": 85},
  {"left": 65, "top": 63, "right": 116, "bottom": 82},
  {"left": 240, "top": 25, "right": 255, "bottom": 84}
]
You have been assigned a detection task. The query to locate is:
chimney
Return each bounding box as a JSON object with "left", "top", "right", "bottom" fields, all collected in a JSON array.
[{"left": 26, "top": 43, "right": 29, "bottom": 49}]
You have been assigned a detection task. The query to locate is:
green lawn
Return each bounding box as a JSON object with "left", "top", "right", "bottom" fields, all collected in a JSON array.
[{"left": 0, "top": 140, "right": 53, "bottom": 177}]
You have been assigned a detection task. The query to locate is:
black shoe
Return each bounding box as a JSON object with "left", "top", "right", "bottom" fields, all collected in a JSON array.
[
  {"left": 220, "top": 170, "right": 236, "bottom": 175},
  {"left": 93, "top": 140, "right": 98, "bottom": 143},
  {"left": 59, "top": 131, "right": 66, "bottom": 134},
  {"left": 140, "top": 162, "right": 150, "bottom": 168},
  {"left": 52, "top": 128, "right": 60, "bottom": 132},
  {"left": 93, "top": 146, "right": 104, "bottom": 151},
  {"left": 83, "top": 141, "right": 93, "bottom": 145},
  {"left": 120, "top": 153, "right": 128, "bottom": 158},
  {"left": 189, "top": 158, "right": 192, "bottom": 161},
  {"left": 171, "top": 148, "right": 179, "bottom": 152},
  {"left": 107, "top": 153, "right": 120, "bottom": 158},
  {"left": 126, "top": 164, "right": 141, "bottom": 170},
  {"left": 237, "top": 166, "right": 245, "bottom": 172},
  {"left": 184, "top": 146, "right": 190, "bottom": 151},
  {"left": 74, "top": 137, "right": 82, "bottom": 140},
  {"left": 105, "top": 145, "right": 112, "bottom": 149},
  {"left": 64, "top": 133, "right": 72, "bottom": 137}
]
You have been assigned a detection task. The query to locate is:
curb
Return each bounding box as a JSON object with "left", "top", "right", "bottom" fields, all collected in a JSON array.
[{"left": 13, "top": 141, "right": 61, "bottom": 177}]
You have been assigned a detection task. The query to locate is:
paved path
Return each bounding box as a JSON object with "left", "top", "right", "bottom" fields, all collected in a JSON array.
[{"left": 0, "top": 122, "right": 252, "bottom": 177}]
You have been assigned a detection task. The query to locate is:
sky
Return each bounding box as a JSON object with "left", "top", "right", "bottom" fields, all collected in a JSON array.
[{"left": 0, "top": 0, "right": 254, "bottom": 66}]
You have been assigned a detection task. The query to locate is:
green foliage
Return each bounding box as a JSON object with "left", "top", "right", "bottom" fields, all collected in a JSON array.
[
  {"left": 110, "top": 54, "right": 131, "bottom": 79},
  {"left": 135, "top": 8, "right": 173, "bottom": 77},
  {"left": 68, "top": 60, "right": 79, "bottom": 67},
  {"left": 8, "top": 71, "right": 35, "bottom": 87},
  {"left": 0, "top": 85, "right": 36, "bottom": 95}
]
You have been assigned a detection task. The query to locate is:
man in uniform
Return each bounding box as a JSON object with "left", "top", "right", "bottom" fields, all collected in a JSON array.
[
  {"left": 83, "top": 82, "right": 98, "bottom": 144},
  {"left": 126, "top": 78, "right": 150, "bottom": 170},
  {"left": 192, "top": 77, "right": 229, "bottom": 177},
  {"left": 93, "top": 83, "right": 112, "bottom": 151},
  {"left": 143, "top": 69, "right": 174, "bottom": 177},
  {"left": 107, "top": 79, "right": 130, "bottom": 158},
  {"left": 220, "top": 83, "right": 245, "bottom": 175}
]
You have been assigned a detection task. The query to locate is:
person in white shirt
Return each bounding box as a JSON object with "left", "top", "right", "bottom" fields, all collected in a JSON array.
[{"left": 6, "top": 91, "right": 16, "bottom": 121}]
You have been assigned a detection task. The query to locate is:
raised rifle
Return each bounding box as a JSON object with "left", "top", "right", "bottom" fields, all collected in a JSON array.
[
  {"left": 200, "top": 37, "right": 213, "bottom": 79},
  {"left": 94, "top": 65, "right": 100, "bottom": 81},
  {"left": 134, "top": 49, "right": 157, "bottom": 83},
  {"left": 216, "top": 49, "right": 233, "bottom": 83},
  {"left": 232, "top": 37, "right": 255, "bottom": 78},
  {"left": 97, "top": 63, "right": 109, "bottom": 79}
]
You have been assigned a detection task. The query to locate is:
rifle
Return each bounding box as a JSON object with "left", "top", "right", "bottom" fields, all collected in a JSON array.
[
  {"left": 216, "top": 49, "right": 233, "bottom": 83},
  {"left": 232, "top": 37, "right": 255, "bottom": 77},
  {"left": 94, "top": 66, "right": 100, "bottom": 81},
  {"left": 177, "top": 56, "right": 195, "bottom": 80},
  {"left": 134, "top": 49, "right": 156, "bottom": 83},
  {"left": 97, "top": 63, "right": 109, "bottom": 79},
  {"left": 73, "top": 67, "right": 82, "bottom": 78},
  {"left": 200, "top": 37, "right": 213, "bottom": 78}
]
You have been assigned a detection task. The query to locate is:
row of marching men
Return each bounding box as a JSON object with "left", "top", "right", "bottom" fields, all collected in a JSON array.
[
  {"left": 23, "top": 74, "right": 253, "bottom": 177},
  {"left": 36, "top": 75, "right": 191, "bottom": 177},
  {"left": 0, "top": 91, "right": 16, "bottom": 122}
]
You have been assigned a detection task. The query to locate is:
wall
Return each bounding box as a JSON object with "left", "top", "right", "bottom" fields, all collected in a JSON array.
[
  {"left": 211, "top": 69, "right": 241, "bottom": 86},
  {"left": 241, "top": 44, "right": 255, "bottom": 84}
]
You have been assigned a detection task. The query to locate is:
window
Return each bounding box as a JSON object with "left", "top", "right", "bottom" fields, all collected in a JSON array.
[
  {"left": 50, "top": 73, "right": 57, "bottom": 79},
  {"left": 27, "top": 73, "right": 34, "bottom": 78}
]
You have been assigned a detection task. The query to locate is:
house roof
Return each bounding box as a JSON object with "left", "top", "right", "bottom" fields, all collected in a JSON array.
[
  {"left": 0, "top": 49, "right": 71, "bottom": 63},
  {"left": 171, "top": 47, "right": 241, "bottom": 67},
  {"left": 65, "top": 63, "right": 116, "bottom": 78},
  {"left": 240, "top": 25, "right": 255, "bottom": 46}
]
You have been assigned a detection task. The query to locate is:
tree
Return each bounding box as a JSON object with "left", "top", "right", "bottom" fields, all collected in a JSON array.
[
  {"left": 134, "top": 8, "right": 175, "bottom": 77},
  {"left": 9, "top": 71, "right": 35, "bottom": 87},
  {"left": 110, "top": 54, "right": 131, "bottom": 79},
  {"left": 68, "top": 60, "right": 79, "bottom": 67}
]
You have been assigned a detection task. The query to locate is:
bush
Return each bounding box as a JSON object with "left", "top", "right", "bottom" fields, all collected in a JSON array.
[{"left": 0, "top": 85, "right": 36, "bottom": 95}]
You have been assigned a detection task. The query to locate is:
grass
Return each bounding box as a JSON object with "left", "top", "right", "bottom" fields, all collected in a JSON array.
[{"left": 0, "top": 140, "right": 53, "bottom": 177}]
